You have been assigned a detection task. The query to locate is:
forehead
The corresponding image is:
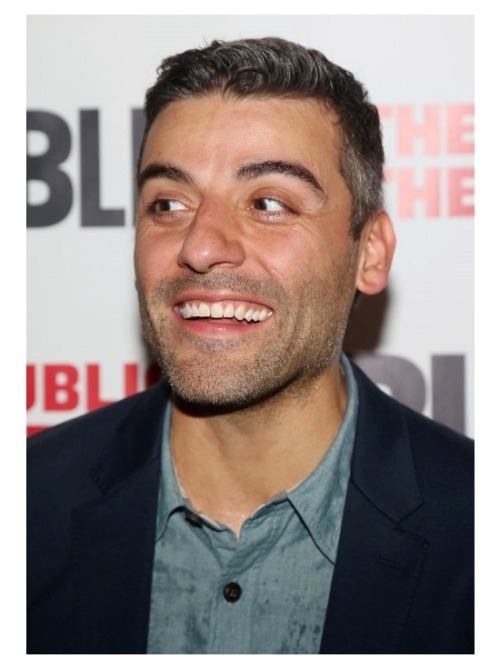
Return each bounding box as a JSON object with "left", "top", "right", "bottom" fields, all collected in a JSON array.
[{"left": 141, "top": 95, "right": 343, "bottom": 175}]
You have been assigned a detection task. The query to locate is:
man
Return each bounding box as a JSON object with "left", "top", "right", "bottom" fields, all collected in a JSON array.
[{"left": 27, "top": 37, "right": 473, "bottom": 654}]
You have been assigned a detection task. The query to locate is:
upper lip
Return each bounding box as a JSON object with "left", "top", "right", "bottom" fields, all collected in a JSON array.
[{"left": 173, "top": 291, "right": 273, "bottom": 311}]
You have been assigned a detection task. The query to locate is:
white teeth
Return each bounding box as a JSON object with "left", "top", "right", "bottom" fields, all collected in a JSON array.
[
  {"left": 210, "top": 303, "right": 224, "bottom": 318},
  {"left": 198, "top": 303, "right": 211, "bottom": 317},
  {"left": 179, "top": 301, "right": 273, "bottom": 322},
  {"left": 234, "top": 304, "right": 246, "bottom": 321}
]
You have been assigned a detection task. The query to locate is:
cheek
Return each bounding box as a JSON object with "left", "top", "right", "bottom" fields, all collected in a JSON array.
[
  {"left": 256, "top": 229, "right": 312, "bottom": 274},
  {"left": 134, "top": 231, "right": 179, "bottom": 286},
  {"left": 258, "top": 228, "right": 346, "bottom": 289}
]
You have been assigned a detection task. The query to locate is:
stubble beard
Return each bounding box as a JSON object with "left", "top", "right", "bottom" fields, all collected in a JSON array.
[{"left": 136, "top": 262, "right": 357, "bottom": 413}]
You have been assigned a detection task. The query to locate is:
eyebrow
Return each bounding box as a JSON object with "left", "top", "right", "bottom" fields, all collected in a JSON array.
[
  {"left": 137, "top": 159, "right": 326, "bottom": 200},
  {"left": 137, "top": 163, "right": 194, "bottom": 191},
  {"left": 236, "top": 160, "right": 326, "bottom": 200}
]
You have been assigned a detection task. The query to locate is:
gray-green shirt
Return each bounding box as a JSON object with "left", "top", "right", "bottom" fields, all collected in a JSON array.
[{"left": 147, "top": 355, "right": 358, "bottom": 654}]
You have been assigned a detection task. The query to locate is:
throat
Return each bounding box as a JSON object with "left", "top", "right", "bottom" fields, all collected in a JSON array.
[{"left": 169, "top": 360, "right": 348, "bottom": 535}]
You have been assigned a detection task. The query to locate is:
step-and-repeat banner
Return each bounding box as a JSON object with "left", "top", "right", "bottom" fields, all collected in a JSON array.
[{"left": 27, "top": 15, "right": 474, "bottom": 437}]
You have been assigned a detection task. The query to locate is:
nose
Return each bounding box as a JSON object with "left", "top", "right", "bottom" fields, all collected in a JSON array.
[{"left": 177, "top": 200, "right": 245, "bottom": 273}]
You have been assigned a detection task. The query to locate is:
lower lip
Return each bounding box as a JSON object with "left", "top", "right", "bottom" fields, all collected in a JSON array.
[{"left": 174, "top": 313, "right": 270, "bottom": 336}]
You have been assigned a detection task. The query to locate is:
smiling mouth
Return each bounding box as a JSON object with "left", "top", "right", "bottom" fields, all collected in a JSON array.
[{"left": 178, "top": 301, "right": 273, "bottom": 323}]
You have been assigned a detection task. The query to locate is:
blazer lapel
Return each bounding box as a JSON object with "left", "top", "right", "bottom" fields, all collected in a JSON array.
[
  {"left": 71, "top": 383, "right": 168, "bottom": 653},
  {"left": 320, "top": 364, "right": 429, "bottom": 654}
]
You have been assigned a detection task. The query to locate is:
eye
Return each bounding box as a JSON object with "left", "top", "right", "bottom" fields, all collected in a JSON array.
[
  {"left": 250, "top": 196, "right": 296, "bottom": 222},
  {"left": 253, "top": 197, "right": 288, "bottom": 213},
  {"left": 151, "top": 198, "right": 188, "bottom": 213}
]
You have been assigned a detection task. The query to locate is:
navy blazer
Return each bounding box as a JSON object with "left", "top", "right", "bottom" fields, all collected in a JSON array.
[{"left": 27, "top": 363, "right": 474, "bottom": 654}]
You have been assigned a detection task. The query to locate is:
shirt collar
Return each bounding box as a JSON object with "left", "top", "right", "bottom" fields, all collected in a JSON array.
[
  {"left": 155, "top": 400, "right": 184, "bottom": 540},
  {"left": 287, "top": 354, "right": 358, "bottom": 563}
]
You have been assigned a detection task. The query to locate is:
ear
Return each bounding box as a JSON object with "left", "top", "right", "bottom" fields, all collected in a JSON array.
[{"left": 355, "top": 211, "right": 396, "bottom": 296}]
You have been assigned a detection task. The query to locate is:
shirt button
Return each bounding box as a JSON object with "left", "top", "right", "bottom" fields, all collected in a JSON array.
[
  {"left": 184, "top": 511, "right": 203, "bottom": 528},
  {"left": 223, "top": 582, "right": 242, "bottom": 602}
]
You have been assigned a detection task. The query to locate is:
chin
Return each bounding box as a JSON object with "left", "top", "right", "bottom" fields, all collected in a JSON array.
[{"left": 166, "top": 368, "right": 288, "bottom": 415}]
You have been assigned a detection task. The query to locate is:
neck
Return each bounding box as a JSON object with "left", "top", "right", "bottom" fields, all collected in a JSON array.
[{"left": 170, "top": 359, "right": 348, "bottom": 536}]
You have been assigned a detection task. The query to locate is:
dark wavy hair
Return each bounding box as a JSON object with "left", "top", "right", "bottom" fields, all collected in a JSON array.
[{"left": 141, "top": 37, "right": 384, "bottom": 239}]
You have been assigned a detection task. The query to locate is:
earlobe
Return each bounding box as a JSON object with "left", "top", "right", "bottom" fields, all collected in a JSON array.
[{"left": 355, "top": 211, "right": 396, "bottom": 296}]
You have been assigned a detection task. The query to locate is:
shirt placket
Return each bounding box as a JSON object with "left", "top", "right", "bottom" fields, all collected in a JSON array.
[{"left": 206, "top": 504, "right": 286, "bottom": 654}]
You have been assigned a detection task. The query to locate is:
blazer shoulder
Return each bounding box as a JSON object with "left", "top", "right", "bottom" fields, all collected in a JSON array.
[
  {"left": 351, "top": 359, "right": 473, "bottom": 447},
  {"left": 27, "top": 382, "right": 170, "bottom": 487},
  {"left": 28, "top": 382, "right": 169, "bottom": 449},
  {"left": 403, "top": 400, "right": 473, "bottom": 461},
  {"left": 351, "top": 359, "right": 473, "bottom": 492}
]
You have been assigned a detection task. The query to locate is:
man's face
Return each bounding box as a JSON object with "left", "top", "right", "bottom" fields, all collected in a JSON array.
[{"left": 135, "top": 95, "right": 361, "bottom": 409}]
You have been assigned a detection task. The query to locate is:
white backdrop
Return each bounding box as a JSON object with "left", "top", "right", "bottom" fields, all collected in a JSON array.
[{"left": 26, "top": 15, "right": 474, "bottom": 437}]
